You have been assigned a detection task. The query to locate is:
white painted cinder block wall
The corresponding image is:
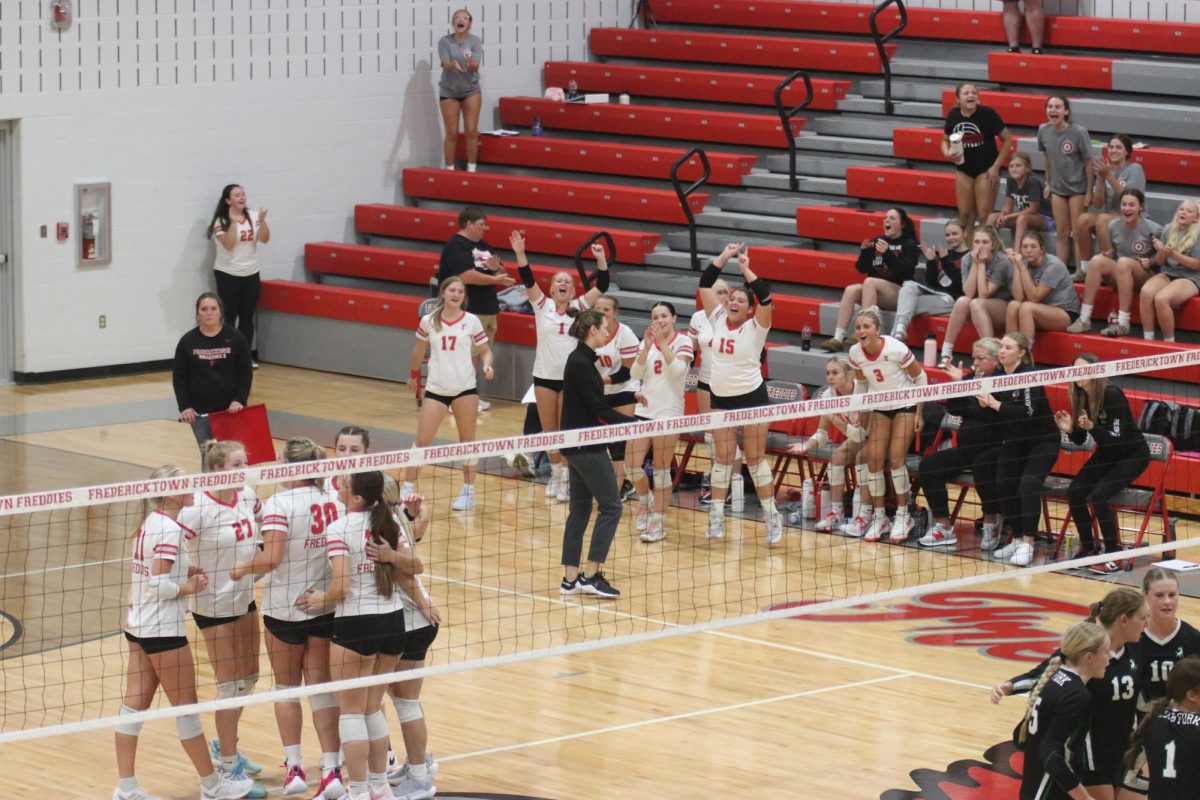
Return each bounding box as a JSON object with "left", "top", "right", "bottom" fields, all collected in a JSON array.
[
  {"left": 1, "top": 0, "right": 1189, "bottom": 374},
  {"left": 2, "top": 0, "right": 625, "bottom": 375}
]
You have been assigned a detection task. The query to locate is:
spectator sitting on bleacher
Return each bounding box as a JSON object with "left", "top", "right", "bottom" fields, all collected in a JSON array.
[
  {"left": 1139, "top": 199, "right": 1200, "bottom": 343},
  {"left": 890, "top": 218, "right": 968, "bottom": 344},
  {"left": 821, "top": 207, "right": 919, "bottom": 353},
  {"left": 987, "top": 152, "right": 1052, "bottom": 247},
  {"left": 943, "top": 83, "right": 1014, "bottom": 233},
  {"left": 1075, "top": 134, "right": 1146, "bottom": 278},
  {"left": 1002, "top": 0, "right": 1045, "bottom": 54},
  {"left": 1005, "top": 230, "right": 1081, "bottom": 347},
  {"left": 939, "top": 226, "right": 1012, "bottom": 367},
  {"left": 1068, "top": 188, "right": 1162, "bottom": 337},
  {"left": 1038, "top": 96, "right": 1093, "bottom": 273}
]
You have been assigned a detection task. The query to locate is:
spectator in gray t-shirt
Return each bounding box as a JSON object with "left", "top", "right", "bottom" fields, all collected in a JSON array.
[
  {"left": 1038, "top": 96, "right": 1094, "bottom": 270},
  {"left": 1006, "top": 230, "right": 1081, "bottom": 347},
  {"left": 939, "top": 226, "right": 1013, "bottom": 365},
  {"left": 1140, "top": 199, "right": 1200, "bottom": 342},
  {"left": 1074, "top": 133, "right": 1146, "bottom": 274},
  {"left": 438, "top": 10, "right": 483, "bottom": 172}
]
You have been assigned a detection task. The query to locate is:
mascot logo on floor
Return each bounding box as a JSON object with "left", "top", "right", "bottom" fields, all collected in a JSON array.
[{"left": 881, "top": 741, "right": 1022, "bottom": 800}]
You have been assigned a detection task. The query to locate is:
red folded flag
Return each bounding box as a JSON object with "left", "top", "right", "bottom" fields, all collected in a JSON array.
[{"left": 207, "top": 404, "right": 275, "bottom": 465}]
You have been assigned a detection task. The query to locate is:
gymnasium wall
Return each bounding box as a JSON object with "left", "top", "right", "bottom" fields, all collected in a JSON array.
[
  {"left": 810, "top": 0, "right": 1199, "bottom": 20},
  {"left": 2, "top": 0, "right": 624, "bottom": 376}
]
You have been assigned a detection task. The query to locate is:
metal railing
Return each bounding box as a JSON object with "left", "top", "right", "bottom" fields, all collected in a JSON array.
[
  {"left": 669, "top": 148, "right": 711, "bottom": 271},
  {"left": 869, "top": 0, "right": 907, "bottom": 116},
  {"left": 574, "top": 231, "right": 617, "bottom": 290},
  {"left": 773, "top": 70, "right": 815, "bottom": 193},
  {"left": 629, "top": 0, "right": 656, "bottom": 28}
]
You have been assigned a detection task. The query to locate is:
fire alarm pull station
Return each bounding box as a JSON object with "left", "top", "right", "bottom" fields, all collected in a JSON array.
[
  {"left": 76, "top": 182, "right": 112, "bottom": 267},
  {"left": 57, "top": 222, "right": 69, "bottom": 240}
]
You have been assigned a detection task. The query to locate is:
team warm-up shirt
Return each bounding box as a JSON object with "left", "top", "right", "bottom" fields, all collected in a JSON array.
[
  {"left": 1098, "top": 162, "right": 1147, "bottom": 213},
  {"left": 1139, "top": 620, "right": 1200, "bottom": 706},
  {"left": 172, "top": 325, "right": 253, "bottom": 415},
  {"left": 125, "top": 511, "right": 191, "bottom": 639},
  {"left": 1018, "top": 668, "right": 1092, "bottom": 800},
  {"left": 259, "top": 485, "right": 338, "bottom": 622},
  {"left": 689, "top": 309, "right": 716, "bottom": 384},
  {"left": 1141, "top": 706, "right": 1200, "bottom": 800},
  {"left": 633, "top": 331, "right": 694, "bottom": 419},
  {"left": 1038, "top": 122, "right": 1092, "bottom": 196},
  {"left": 324, "top": 511, "right": 407, "bottom": 618},
  {"left": 532, "top": 296, "right": 588, "bottom": 380},
  {"left": 960, "top": 251, "right": 1015, "bottom": 302},
  {"left": 1108, "top": 216, "right": 1162, "bottom": 261},
  {"left": 707, "top": 306, "right": 769, "bottom": 397},
  {"left": 1006, "top": 174, "right": 1049, "bottom": 216},
  {"left": 594, "top": 321, "right": 640, "bottom": 395},
  {"left": 416, "top": 310, "right": 488, "bottom": 396},
  {"left": 1026, "top": 254, "right": 1082, "bottom": 314},
  {"left": 178, "top": 488, "right": 261, "bottom": 618},
  {"left": 212, "top": 210, "right": 260, "bottom": 277}
]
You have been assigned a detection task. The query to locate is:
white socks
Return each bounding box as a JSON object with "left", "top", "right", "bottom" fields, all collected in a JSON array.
[
  {"left": 833, "top": 327, "right": 846, "bottom": 342},
  {"left": 1078, "top": 303, "right": 1092, "bottom": 323},
  {"left": 1118, "top": 311, "right": 1131, "bottom": 327}
]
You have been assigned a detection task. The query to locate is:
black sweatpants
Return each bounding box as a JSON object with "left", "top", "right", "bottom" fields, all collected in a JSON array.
[
  {"left": 919, "top": 443, "right": 1002, "bottom": 520},
  {"left": 561, "top": 449, "right": 623, "bottom": 567},
  {"left": 215, "top": 271, "right": 261, "bottom": 351},
  {"left": 1067, "top": 447, "right": 1150, "bottom": 553},
  {"left": 994, "top": 438, "right": 1060, "bottom": 540}
]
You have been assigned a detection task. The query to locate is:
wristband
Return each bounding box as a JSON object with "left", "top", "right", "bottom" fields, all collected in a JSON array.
[
  {"left": 748, "top": 277, "right": 772, "bottom": 306},
  {"left": 409, "top": 370, "right": 421, "bottom": 381},
  {"left": 518, "top": 263, "right": 535, "bottom": 289},
  {"left": 699, "top": 261, "right": 723, "bottom": 289}
]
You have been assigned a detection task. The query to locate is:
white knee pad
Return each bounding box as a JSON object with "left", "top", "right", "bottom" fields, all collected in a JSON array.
[
  {"left": 710, "top": 462, "right": 732, "bottom": 491},
  {"left": 829, "top": 466, "right": 845, "bottom": 489},
  {"left": 867, "top": 470, "right": 887, "bottom": 501},
  {"left": 393, "top": 697, "right": 423, "bottom": 724},
  {"left": 274, "top": 683, "right": 301, "bottom": 705},
  {"left": 364, "top": 710, "right": 389, "bottom": 742},
  {"left": 176, "top": 713, "right": 204, "bottom": 740},
  {"left": 115, "top": 704, "right": 144, "bottom": 736},
  {"left": 309, "top": 692, "right": 338, "bottom": 712},
  {"left": 339, "top": 713, "right": 368, "bottom": 744},
  {"left": 750, "top": 459, "right": 773, "bottom": 489},
  {"left": 891, "top": 465, "right": 911, "bottom": 497},
  {"left": 236, "top": 673, "right": 259, "bottom": 697},
  {"left": 652, "top": 467, "right": 672, "bottom": 489},
  {"left": 216, "top": 680, "right": 239, "bottom": 701}
]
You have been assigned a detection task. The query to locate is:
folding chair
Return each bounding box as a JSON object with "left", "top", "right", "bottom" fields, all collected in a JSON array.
[{"left": 761, "top": 379, "right": 811, "bottom": 495}]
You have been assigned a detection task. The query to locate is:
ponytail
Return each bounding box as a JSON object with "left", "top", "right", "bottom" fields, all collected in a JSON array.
[
  {"left": 1020, "top": 654, "right": 1062, "bottom": 745},
  {"left": 1021, "top": 621, "right": 1108, "bottom": 744},
  {"left": 1125, "top": 697, "right": 1170, "bottom": 770},
  {"left": 566, "top": 307, "right": 605, "bottom": 341},
  {"left": 349, "top": 471, "right": 400, "bottom": 599}
]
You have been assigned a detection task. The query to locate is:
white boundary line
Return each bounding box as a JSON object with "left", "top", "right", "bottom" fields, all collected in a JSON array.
[{"left": 0, "top": 556, "right": 128, "bottom": 581}]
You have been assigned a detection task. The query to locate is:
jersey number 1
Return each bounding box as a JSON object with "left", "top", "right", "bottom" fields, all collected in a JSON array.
[{"left": 1163, "top": 739, "right": 1177, "bottom": 779}]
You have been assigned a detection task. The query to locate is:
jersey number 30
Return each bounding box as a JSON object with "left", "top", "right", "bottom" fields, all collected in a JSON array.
[{"left": 308, "top": 503, "right": 340, "bottom": 535}]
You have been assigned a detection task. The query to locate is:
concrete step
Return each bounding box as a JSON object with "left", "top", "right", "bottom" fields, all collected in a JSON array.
[
  {"left": 644, "top": 250, "right": 716, "bottom": 271},
  {"left": 693, "top": 210, "right": 800, "bottom": 236},
  {"left": 665, "top": 229, "right": 810, "bottom": 252},
  {"left": 836, "top": 96, "right": 945, "bottom": 119},
  {"left": 714, "top": 190, "right": 843, "bottom": 216},
  {"left": 890, "top": 57, "right": 989, "bottom": 82},
  {"left": 739, "top": 173, "right": 848, "bottom": 194},
  {"left": 615, "top": 270, "right": 705, "bottom": 300},
  {"left": 858, "top": 79, "right": 963, "bottom": 103},
  {"left": 807, "top": 114, "right": 933, "bottom": 139},
  {"left": 609, "top": 288, "right": 697, "bottom": 317},
  {"left": 763, "top": 153, "right": 902, "bottom": 178},
  {"left": 794, "top": 133, "right": 897, "bottom": 157}
]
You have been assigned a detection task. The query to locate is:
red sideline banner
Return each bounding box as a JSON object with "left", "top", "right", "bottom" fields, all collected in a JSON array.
[
  {"left": 3, "top": 349, "right": 1199, "bottom": 516},
  {"left": 208, "top": 404, "right": 275, "bottom": 466}
]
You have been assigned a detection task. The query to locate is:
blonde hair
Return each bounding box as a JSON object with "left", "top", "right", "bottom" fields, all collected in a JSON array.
[
  {"left": 971, "top": 225, "right": 1005, "bottom": 255},
  {"left": 430, "top": 275, "right": 465, "bottom": 333},
  {"left": 1020, "top": 621, "right": 1108, "bottom": 744},
  {"left": 1004, "top": 332, "right": 1035, "bottom": 367},
  {"left": 203, "top": 439, "right": 246, "bottom": 472},
  {"left": 1008, "top": 151, "right": 1033, "bottom": 170},
  {"left": 973, "top": 337, "right": 1001, "bottom": 359},
  {"left": 1163, "top": 201, "right": 1200, "bottom": 256},
  {"left": 140, "top": 464, "right": 186, "bottom": 519},
  {"left": 854, "top": 305, "right": 884, "bottom": 331},
  {"left": 282, "top": 437, "right": 326, "bottom": 487}
]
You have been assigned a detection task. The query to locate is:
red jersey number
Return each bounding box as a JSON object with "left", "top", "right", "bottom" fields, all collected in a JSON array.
[
  {"left": 308, "top": 503, "right": 340, "bottom": 535},
  {"left": 232, "top": 518, "right": 254, "bottom": 542},
  {"left": 440, "top": 336, "right": 457, "bottom": 351},
  {"left": 718, "top": 338, "right": 735, "bottom": 355}
]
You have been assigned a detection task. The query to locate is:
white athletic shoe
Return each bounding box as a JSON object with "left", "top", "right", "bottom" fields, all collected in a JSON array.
[
  {"left": 979, "top": 522, "right": 1001, "bottom": 552},
  {"left": 992, "top": 541, "right": 1019, "bottom": 561},
  {"left": 1009, "top": 541, "right": 1035, "bottom": 567},
  {"left": 477, "top": 399, "right": 491, "bottom": 412},
  {"left": 281, "top": 765, "right": 308, "bottom": 795},
  {"left": 314, "top": 768, "right": 346, "bottom": 800},
  {"left": 918, "top": 523, "right": 957, "bottom": 548},
  {"left": 451, "top": 485, "right": 476, "bottom": 511},
  {"left": 863, "top": 513, "right": 891, "bottom": 543},
  {"left": 545, "top": 468, "right": 560, "bottom": 498},
  {"left": 556, "top": 480, "right": 570, "bottom": 503},
  {"left": 888, "top": 509, "right": 915, "bottom": 543},
  {"left": 765, "top": 509, "right": 784, "bottom": 546},
  {"left": 814, "top": 511, "right": 843, "bottom": 532},
  {"left": 201, "top": 770, "right": 255, "bottom": 800},
  {"left": 706, "top": 513, "right": 725, "bottom": 539},
  {"left": 392, "top": 773, "right": 437, "bottom": 800},
  {"left": 640, "top": 513, "right": 666, "bottom": 543},
  {"left": 112, "top": 787, "right": 163, "bottom": 800},
  {"left": 387, "top": 753, "right": 440, "bottom": 786},
  {"left": 842, "top": 513, "right": 872, "bottom": 538},
  {"left": 635, "top": 503, "right": 651, "bottom": 532}
]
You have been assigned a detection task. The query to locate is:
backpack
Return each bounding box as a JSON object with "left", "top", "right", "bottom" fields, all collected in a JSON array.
[
  {"left": 1137, "top": 399, "right": 1179, "bottom": 439},
  {"left": 1170, "top": 404, "right": 1200, "bottom": 451}
]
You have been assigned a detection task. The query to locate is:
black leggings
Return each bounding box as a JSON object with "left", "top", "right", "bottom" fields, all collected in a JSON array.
[
  {"left": 215, "top": 271, "right": 261, "bottom": 350},
  {"left": 919, "top": 444, "right": 1002, "bottom": 520},
  {"left": 995, "top": 438, "right": 1060, "bottom": 540},
  {"left": 1067, "top": 447, "right": 1150, "bottom": 553}
]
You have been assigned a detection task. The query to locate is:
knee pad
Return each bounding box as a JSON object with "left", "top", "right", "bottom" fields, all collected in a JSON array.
[
  {"left": 235, "top": 673, "right": 259, "bottom": 698},
  {"left": 652, "top": 467, "right": 672, "bottom": 490},
  {"left": 364, "top": 710, "right": 389, "bottom": 742},
  {"left": 339, "top": 713, "right": 368, "bottom": 744},
  {"left": 274, "top": 683, "right": 301, "bottom": 705},
  {"left": 710, "top": 462, "right": 732, "bottom": 491},
  {"left": 309, "top": 692, "right": 338, "bottom": 712},
  {"left": 750, "top": 459, "right": 773, "bottom": 489},
  {"left": 891, "top": 465, "right": 911, "bottom": 497},
  {"left": 867, "top": 470, "right": 887, "bottom": 501},
  {"left": 115, "top": 704, "right": 144, "bottom": 736},
  {"left": 216, "top": 680, "right": 239, "bottom": 701},
  {"left": 854, "top": 462, "right": 868, "bottom": 488},
  {"left": 393, "top": 697, "right": 423, "bottom": 724},
  {"left": 829, "top": 466, "right": 845, "bottom": 489},
  {"left": 176, "top": 713, "right": 204, "bottom": 740}
]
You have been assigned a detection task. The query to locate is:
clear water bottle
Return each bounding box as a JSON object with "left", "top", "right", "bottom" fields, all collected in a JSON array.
[
  {"left": 532, "top": 116, "right": 543, "bottom": 137},
  {"left": 801, "top": 325, "right": 812, "bottom": 351},
  {"left": 567, "top": 79, "right": 578, "bottom": 100},
  {"left": 730, "top": 475, "right": 745, "bottom": 512},
  {"left": 801, "top": 479, "right": 815, "bottom": 519},
  {"left": 923, "top": 333, "right": 938, "bottom": 367}
]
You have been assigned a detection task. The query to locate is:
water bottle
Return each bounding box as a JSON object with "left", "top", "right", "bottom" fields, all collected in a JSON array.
[
  {"left": 820, "top": 482, "right": 832, "bottom": 520},
  {"left": 567, "top": 79, "right": 579, "bottom": 100},
  {"left": 730, "top": 475, "right": 745, "bottom": 512},
  {"left": 618, "top": 91, "right": 631, "bottom": 105},
  {"left": 923, "top": 334, "right": 938, "bottom": 367},
  {"left": 801, "top": 325, "right": 812, "bottom": 351},
  {"left": 1064, "top": 530, "right": 1078, "bottom": 559},
  {"left": 801, "top": 479, "right": 815, "bottom": 519},
  {"left": 532, "top": 116, "right": 543, "bottom": 137}
]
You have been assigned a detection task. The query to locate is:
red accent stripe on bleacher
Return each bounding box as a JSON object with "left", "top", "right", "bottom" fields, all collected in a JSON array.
[
  {"left": 795, "top": 206, "right": 930, "bottom": 244},
  {"left": 892, "top": 127, "right": 1014, "bottom": 167},
  {"left": 747, "top": 247, "right": 859, "bottom": 288},
  {"left": 845, "top": 166, "right": 957, "bottom": 208},
  {"left": 988, "top": 52, "right": 1114, "bottom": 91},
  {"left": 941, "top": 90, "right": 1047, "bottom": 127}
]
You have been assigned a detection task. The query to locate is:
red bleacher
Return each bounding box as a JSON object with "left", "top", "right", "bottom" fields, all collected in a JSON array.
[
  {"left": 988, "top": 52, "right": 1114, "bottom": 91},
  {"left": 845, "top": 166, "right": 956, "bottom": 208},
  {"left": 353, "top": 205, "right": 661, "bottom": 265},
  {"left": 499, "top": 97, "right": 802, "bottom": 148},
  {"left": 543, "top": 61, "right": 850, "bottom": 112},
  {"left": 468, "top": 136, "right": 755, "bottom": 186},
  {"left": 589, "top": 27, "right": 896, "bottom": 74},
  {"left": 796, "top": 206, "right": 930, "bottom": 243},
  {"left": 748, "top": 247, "right": 859, "bottom": 289},
  {"left": 941, "top": 90, "right": 1047, "bottom": 128}
]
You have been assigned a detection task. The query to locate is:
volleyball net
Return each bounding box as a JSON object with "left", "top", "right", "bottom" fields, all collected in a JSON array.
[{"left": 2, "top": 349, "right": 1200, "bottom": 746}]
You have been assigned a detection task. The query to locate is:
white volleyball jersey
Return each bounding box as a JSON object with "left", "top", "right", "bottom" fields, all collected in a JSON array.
[
  {"left": 532, "top": 296, "right": 588, "bottom": 380},
  {"left": 634, "top": 332, "right": 694, "bottom": 419},
  {"left": 594, "top": 322, "right": 641, "bottom": 395},
  {"left": 212, "top": 210, "right": 260, "bottom": 278},
  {"left": 259, "top": 485, "right": 339, "bottom": 622},
  {"left": 324, "top": 511, "right": 407, "bottom": 618},
  {"left": 397, "top": 518, "right": 432, "bottom": 632},
  {"left": 125, "top": 511, "right": 190, "bottom": 639},
  {"left": 707, "top": 306, "right": 769, "bottom": 397},
  {"left": 849, "top": 335, "right": 917, "bottom": 392},
  {"left": 178, "top": 487, "right": 261, "bottom": 618},
  {"left": 689, "top": 309, "right": 715, "bottom": 383},
  {"left": 416, "top": 310, "right": 488, "bottom": 396}
]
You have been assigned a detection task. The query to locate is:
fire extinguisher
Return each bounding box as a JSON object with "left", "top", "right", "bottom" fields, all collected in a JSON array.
[
  {"left": 51, "top": 1, "right": 72, "bottom": 31},
  {"left": 81, "top": 211, "right": 98, "bottom": 260}
]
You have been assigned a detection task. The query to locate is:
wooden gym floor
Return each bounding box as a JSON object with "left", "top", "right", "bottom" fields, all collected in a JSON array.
[{"left": 1, "top": 364, "right": 1197, "bottom": 799}]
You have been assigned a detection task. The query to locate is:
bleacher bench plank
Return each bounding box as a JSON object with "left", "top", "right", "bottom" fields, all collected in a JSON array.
[
  {"left": 988, "top": 52, "right": 1114, "bottom": 91},
  {"left": 845, "top": 166, "right": 956, "bottom": 208},
  {"left": 796, "top": 206, "right": 930, "bottom": 243}
]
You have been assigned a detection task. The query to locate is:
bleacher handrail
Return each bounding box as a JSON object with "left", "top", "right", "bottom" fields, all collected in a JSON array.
[
  {"left": 773, "top": 70, "right": 815, "bottom": 193},
  {"left": 670, "top": 147, "right": 711, "bottom": 271},
  {"left": 573, "top": 230, "right": 618, "bottom": 290},
  {"left": 869, "top": 0, "right": 907, "bottom": 115}
]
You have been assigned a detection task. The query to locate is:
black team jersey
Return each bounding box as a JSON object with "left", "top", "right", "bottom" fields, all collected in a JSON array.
[
  {"left": 1019, "top": 668, "right": 1091, "bottom": 800},
  {"left": 1139, "top": 621, "right": 1200, "bottom": 707},
  {"left": 1141, "top": 707, "right": 1200, "bottom": 800}
]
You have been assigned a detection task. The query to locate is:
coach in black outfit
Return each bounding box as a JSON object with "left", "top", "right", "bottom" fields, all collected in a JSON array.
[
  {"left": 436, "top": 206, "right": 516, "bottom": 348},
  {"left": 172, "top": 292, "right": 253, "bottom": 467}
]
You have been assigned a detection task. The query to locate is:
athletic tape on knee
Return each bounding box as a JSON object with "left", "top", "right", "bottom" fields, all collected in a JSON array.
[
  {"left": 710, "top": 462, "right": 732, "bottom": 491},
  {"left": 115, "top": 704, "right": 144, "bottom": 736},
  {"left": 750, "top": 459, "right": 773, "bottom": 489},
  {"left": 339, "top": 713, "right": 368, "bottom": 744},
  {"left": 176, "top": 713, "right": 204, "bottom": 740},
  {"left": 393, "top": 697, "right": 423, "bottom": 724},
  {"left": 867, "top": 470, "right": 887, "bottom": 500},
  {"left": 274, "top": 683, "right": 301, "bottom": 705},
  {"left": 652, "top": 467, "right": 672, "bottom": 489},
  {"left": 216, "top": 680, "right": 239, "bottom": 700},
  {"left": 891, "top": 465, "right": 911, "bottom": 497},
  {"left": 309, "top": 692, "right": 338, "bottom": 712},
  {"left": 364, "top": 710, "right": 389, "bottom": 742}
]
